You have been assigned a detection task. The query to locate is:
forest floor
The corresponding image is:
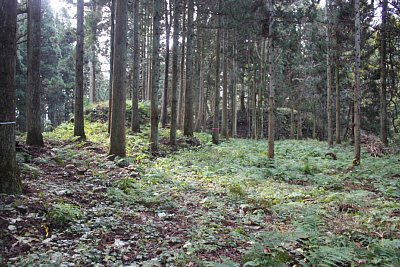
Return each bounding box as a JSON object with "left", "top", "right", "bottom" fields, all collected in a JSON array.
[{"left": 1, "top": 122, "right": 400, "bottom": 266}]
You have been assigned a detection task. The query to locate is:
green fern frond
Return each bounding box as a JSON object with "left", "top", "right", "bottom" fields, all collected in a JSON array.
[
  {"left": 205, "top": 257, "right": 240, "bottom": 267},
  {"left": 370, "top": 239, "right": 400, "bottom": 266},
  {"left": 305, "top": 245, "right": 355, "bottom": 267}
]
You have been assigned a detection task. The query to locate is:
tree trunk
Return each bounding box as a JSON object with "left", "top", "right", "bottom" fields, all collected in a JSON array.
[
  {"left": 108, "top": 0, "right": 115, "bottom": 133},
  {"left": 290, "top": 106, "right": 295, "bottom": 139},
  {"left": 150, "top": 0, "right": 161, "bottom": 153},
  {"left": 131, "top": 0, "right": 141, "bottom": 133},
  {"left": 267, "top": 0, "right": 275, "bottom": 159},
  {"left": 88, "top": 0, "right": 98, "bottom": 104},
  {"left": 195, "top": 40, "right": 205, "bottom": 132},
  {"left": 183, "top": 0, "right": 194, "bottom": 136},
  {"left": 297, "top": 111, "right": 302, "bottom": 140},
  {"left": 354, "top": 0, "right": 361, "bottom": 165},
  {"left": 178, "top": 0, "right": 187, "bottom": 130},
  {"left": 380, "top": 0, "right": 388, "bottom": 146},
  {"left": 26, "top": 0, "right": 44, "bottom": 146},
  {"left": 312, "top": 108, "right": 317, "bottom": 139},
  {"left": 74, "top": 0, "right": 86, "bottom": 139},
  {"left": 0, "top": 0, "right": 21, "bottom": 194},
  {"left": 221, "top": 34, "right": 228, "bottom": 139},
  {"left": 326, "top": 0, "right": 333, "bottom": 146},
  {"left": 109, "top": 0, "right": 128, "bottom": 157},
  {"left": 89, "top": 58, "right": 96, "bottom": 103},
  {"left": 240, "top": 76, "right": 245, "bottom": 112},
  {"left": 251, "top": 78, "right": 257, "bottom": 139},
  {"left": 230, "top": 47, "right": 237, "bottom": 138},
  {"left": 161, "top": 0, "right": 171, "bottom": 128},
  {"left": 247, "top": 60, "right": 252, "bottom": 138},
  {"left": 212, "top": 0, "right": 221, "bottom": 145},
  {"left": 170, "top": 0, "right": 180, "bottom": 147},
  {"left": 335, "top": 31, "right": 341, "bottom": 144}
]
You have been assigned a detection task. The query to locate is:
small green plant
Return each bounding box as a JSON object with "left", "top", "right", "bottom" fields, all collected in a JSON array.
[
  {"left": 48, "top": 203, "right": 82, "bottom": 227},
  {"left": 21, "top": 163, "right": 41, "bottom": 178},
  {"left": 227, "top": 183, "right": 246, "bottom": 199},
  {"left": 303, "top": 159, "right": 312, "bottom": 175},
  {"left": 116, "top": 177, "right": 137, "bottom": 193}
]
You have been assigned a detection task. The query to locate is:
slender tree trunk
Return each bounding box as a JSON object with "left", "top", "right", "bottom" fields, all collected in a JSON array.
[
  {"left": 131, "top": 0, "right": 141, "bottom": 132},
  {"left": 89, "top": 58, "right": 96, "bottom": 103},
  {"left": 161, "top": 0, "right": 171, "bottom": 128},
  {"left": 290, "top": 105, "right": 295, "bottom": 139},
  {"left": 335, "top": 38, "right": 341, "bottom": 144},
  {"left": 150, "top": 0, "right": 161, "bottom": 153},
  {"left": 212, "top": 0, "right": 221, "bottom": 145},
  {"left": 109, "top": 0, "right": 128, "bottom": 157},
  {"left": 183, "top": 0, "right": 194, "bottom": 136},
  {"left": 74, "top": 0, "right": 86, "bottom": 139},
  {"left": 326, "top": 0, "right": 333, "bottom": 146},
  {"left": 222, "top": 34, "right": 228, "bottom": 139},
  {"left": 195, "top": 40, "right": 205, "bottom": 132},
  {"left": 380, "top": 0, "right": 388, "bottom": 146},
  {"left": 231, "top": 47, "right": 237, "bottom": 138},
  {"left": 0, "top": 0, "right": 21, "bottom": 194},
  {"left": 240, "top": 76, "right": 245, "bottom": 112},
  {"left": 251, "top": 78, "right": 257, "bottom": 139},
  {"left": 247, "top": 60, "right": 252, "bottom": 138},
  {"left": 312, "top": 107, "right": 317, "bottom": 139},
  {"left": 297, "top": 111, "right": 302, "bottom": 140},
  {"left": 108, "top": 0, "right": 115, "bottom": 133},
  {"left": 170, "top": 0, "right": 180, "bottom": 146},
  {"left": 267, "top": 0, "right": 275, "bottom": 159},
  {"left": 354, "top": 0, "right": 361, "bottom": 165},
  {"left": 178, "top": 0, "right": 187, "bottom": 130},
  {"left": 26, "top": 0, "right": 44, "bottom": 146},
  {"left": 257, "top": 70, "right": 264, "bottom": 139},
  {"left": 88, "top": 0, "right": 98, "bottom": 104}
]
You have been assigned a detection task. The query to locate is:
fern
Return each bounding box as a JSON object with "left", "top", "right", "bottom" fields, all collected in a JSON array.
[
  {"left": 304, "top": 245, "right": 355, "bottom": 267},
  {"left": 369, "top": 239, "right": 400, "bottom": 266},
  {"left": 205, "top": 257, "right": 240, "bottom": 267},
  {"left": 242, "top": 231, "right": 302, "bottom": 266}
]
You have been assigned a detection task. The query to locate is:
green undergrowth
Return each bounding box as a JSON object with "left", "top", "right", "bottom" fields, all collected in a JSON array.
[
  {"left": 19, "top": 120, "right": 400, "bottom": 266},
  {"left": 44, "top": 119, "right": 211, "bottom": 161},
  {"left": 119, "top": 138, "right": 400, "bottom": 266}
]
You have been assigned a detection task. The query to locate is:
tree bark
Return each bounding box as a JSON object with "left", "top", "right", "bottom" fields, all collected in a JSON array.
[
  {"left": 26, "top": 0, "right": 44, "bottom": 146},
  {"left": 74, "top": 0, "right": 86, "bottom": 139},
  {"left": 195, "top": 40, "right": 205, "bottom": 132},
  {"left": 326, "top": 0, "right": 333, "bottom": 146},
  {"left": 170, "top": 0, "right": 180, "bottom": 147},
  {"left": 335, "top": 30, "right": 341, "bottom": 144},
  {"left": 354, "top": 0, "right": 361, "bottom": 165},
  {"left": 251, "top": 77, "right": 257, "bottom": 139},
  {"left": 183, "top": 0, "right": 194, "bottom": 136},
  {"left": 88, "top": 0, "right": 98, "bottom": 104},
  {"left": 131, "top": 0, "right": 141, "bottom": 133},
  {"left": 297, "top": 111, "right": 302, "bottom": 140},
  {"left": 221, "top": 34, "right": 228, "bottom": 139},
  {"left": 150, "top": 0, "right": 161, "bottom": 153},
  {"left": 380, "top": 0, "right": 388, "bottom": 146},
  {"left": 26, "top": 0, "right": 43, "bottom": 146},
  {"left": 161, "top": 0, "right": 171, "bottom": 128},
  {"left": 109, "top": 0, "right": 128, "bottom": 157},
  {"left": 178, "top": 0, "right": 187, "bottom": 130},
  {"left": 212, "top": 0, "right": 221, "bottom": 145},
  {"left": 267, "top": 0, "right": 275, "bottom": 159},
  {"left": 0, "top": 0, "right": 21, "bottom": 194},
  {"left": 230, "top": 46, "right": 237, "bottom": 138},
  {"left": 108, "top": 0, "right": 115, "bottom": 133},
  {"left": 290, "top": 105, "right": 295, "bottom": 139}
]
